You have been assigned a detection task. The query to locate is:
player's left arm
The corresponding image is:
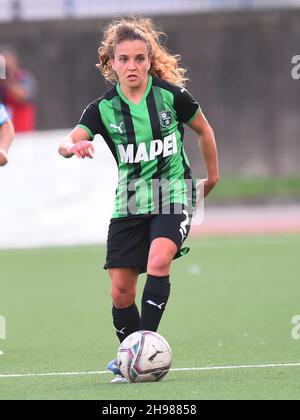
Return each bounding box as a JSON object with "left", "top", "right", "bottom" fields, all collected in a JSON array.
[
  {"left": 0, "top": 119, "right": 15, "bottom": 167},
  {"left": 188, "top": 111, "right": 220, "bottom": 197}
]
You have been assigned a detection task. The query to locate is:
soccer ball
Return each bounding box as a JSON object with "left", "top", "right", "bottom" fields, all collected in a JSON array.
[{"left": 117, "top": 330, "right": 172, "bottom": 383}]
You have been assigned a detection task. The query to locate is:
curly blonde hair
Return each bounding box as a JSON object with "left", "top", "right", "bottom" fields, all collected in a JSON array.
[{"left": 97, "top": 17, "right": 188, "bottom": 87}]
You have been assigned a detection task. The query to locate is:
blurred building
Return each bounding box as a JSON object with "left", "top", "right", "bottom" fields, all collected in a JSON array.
[{"left": 0, "top": 0, "right": 300, "bottom": 21}]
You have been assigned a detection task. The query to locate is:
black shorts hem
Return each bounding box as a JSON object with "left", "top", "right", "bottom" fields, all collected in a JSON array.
[{"left": 103, "top": 263, "right": 147, "bottom": 274}]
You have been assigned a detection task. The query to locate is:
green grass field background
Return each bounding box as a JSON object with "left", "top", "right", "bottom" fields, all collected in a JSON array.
[
  {"left": 207, "top": 177, "right": 300, "bottom": 203},
  {"left": 1, "top": 234, "right": 300, "bottom": 400}
]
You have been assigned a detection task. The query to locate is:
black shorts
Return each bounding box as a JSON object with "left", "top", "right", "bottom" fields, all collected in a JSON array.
[{"left": 104, "top": 204, "right": 193, "bottom": 274}]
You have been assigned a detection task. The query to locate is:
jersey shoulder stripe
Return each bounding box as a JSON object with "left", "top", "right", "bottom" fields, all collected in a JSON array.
[
  {"left": 88, "top": 85, "right": 118, "bottom": 108},
  {"left": 152, "top": 77, "right": 200, "bottom": 124},
  {"left": 77, "top": 85, "right": 118, "bottom": 138},
  {"left": 152, "top": 77, "right": 182, "bottom": 93},
  {"left": 95, "top": 85, "right": 118, "bottom": 104}
]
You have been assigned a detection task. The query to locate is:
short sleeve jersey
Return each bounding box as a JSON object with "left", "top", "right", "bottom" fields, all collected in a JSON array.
[
  {"left": 78, "top": 75, "right": 200, "bottom": 218},
  {"left": 0, "top": 102, "right": 9, "bottom": 125}
]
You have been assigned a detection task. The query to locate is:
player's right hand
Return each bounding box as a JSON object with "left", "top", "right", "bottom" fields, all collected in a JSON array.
[
  {"left": 0, "top": 148, "right": 8, "bottom": 166},
  {"left": 68, "top": 141, "right": 95, "bottom": 159}
]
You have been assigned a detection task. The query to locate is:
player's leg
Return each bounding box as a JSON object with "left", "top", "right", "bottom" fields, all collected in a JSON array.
[
  {"left": 107, "top": 267, "right": 140, "bottom": 382},
  {"left": 140, "top": 207, "right": 193, "bottom": 332},
  {"left": 147, "top": 237, "right": 177, "bottom": 276},
  {"left": 109, "top": 267, "right": 140, "bottom": 343},
  {"left": 139, "top": 237, "right": 176, "bottom": 332},
  {"left": 104, "top": 215, "right": 150, "bottom": 342}
]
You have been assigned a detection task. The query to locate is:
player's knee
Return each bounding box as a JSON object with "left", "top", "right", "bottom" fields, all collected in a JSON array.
[
  {"left": 111, "top": 286, "right": 136, "bottom": 308},
  {"left": 147, "top": 254, "right": 172, "bottom": 275}
]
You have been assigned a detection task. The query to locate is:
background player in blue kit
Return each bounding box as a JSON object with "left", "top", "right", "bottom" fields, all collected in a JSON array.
[{"left": 0, "top": 101, "right": 14, "bottom": 166}]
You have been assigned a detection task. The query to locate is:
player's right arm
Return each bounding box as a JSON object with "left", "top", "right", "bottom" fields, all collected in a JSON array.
[
  {"left": 58, "top": 126, "right": 95, "bottom": 159},
  {"left": 59, "top": 101, "right": 102, "bottom": 159},
  {"left": 0, "top": 102, "right": 14, "bottom": 166},
  {"left": 0, "top": 119, "right": 15, "bottom": 167}
]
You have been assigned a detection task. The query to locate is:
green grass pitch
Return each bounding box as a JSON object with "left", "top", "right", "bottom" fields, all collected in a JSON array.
[{"left": 1, "top": 234, "right": 300, "bottom": 400}]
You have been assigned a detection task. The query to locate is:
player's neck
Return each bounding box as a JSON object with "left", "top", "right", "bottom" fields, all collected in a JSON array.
[{"left": 120, "top": 77, "right": 149, "bottom": 105}]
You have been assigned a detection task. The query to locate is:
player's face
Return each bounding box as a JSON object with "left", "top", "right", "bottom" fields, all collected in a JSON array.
[{"left": 111, "top": 40, "right": 151, "bottom": 90}]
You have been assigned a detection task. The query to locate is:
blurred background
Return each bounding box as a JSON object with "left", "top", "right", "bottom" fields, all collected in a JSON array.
[{"left": 0, "top": 0, "right": 300, "bottom": 245}]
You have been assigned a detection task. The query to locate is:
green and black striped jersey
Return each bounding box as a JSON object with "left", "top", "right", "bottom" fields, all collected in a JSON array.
[{"left": 77, "top": 75, "right": 200, "bottom": 218}]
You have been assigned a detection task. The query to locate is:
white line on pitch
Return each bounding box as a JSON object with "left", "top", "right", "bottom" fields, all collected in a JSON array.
[
  {"left": 1, "top": 362, "right": 300, "bottom": 379},
  {"left": 0, "top": 371, "right": 108, "bottom": 378},
  {"left": 171, "top": 362, "right": 300, "bottom": 371}
]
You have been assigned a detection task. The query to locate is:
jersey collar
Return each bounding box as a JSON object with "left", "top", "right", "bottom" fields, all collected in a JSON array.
[{"left": 116, "top": 75, "right": 153, "bottom": 107}]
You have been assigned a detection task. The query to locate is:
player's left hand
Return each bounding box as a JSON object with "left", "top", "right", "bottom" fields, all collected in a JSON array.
[
  {"left": 0, "top": 148, "right": 8, "bottom": 166},
  {"left": 203, "top": 177, "right": 219, "bottom": 197},
  {"left": 195, "top": 177, "right": 219, "bottom": 208}
]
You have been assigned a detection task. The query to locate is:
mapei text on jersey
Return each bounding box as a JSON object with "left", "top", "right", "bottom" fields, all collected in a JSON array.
[{"left": 118, "top": 133, "right": 177, "bottom": 164}]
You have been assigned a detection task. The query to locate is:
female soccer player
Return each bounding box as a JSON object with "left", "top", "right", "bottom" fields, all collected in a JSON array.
[
  {"left": 59, "top": 18, "right": 219, "bottom": 382},
  {"left": 0, "top": 101, "right": 14, "bottom": 166}
]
